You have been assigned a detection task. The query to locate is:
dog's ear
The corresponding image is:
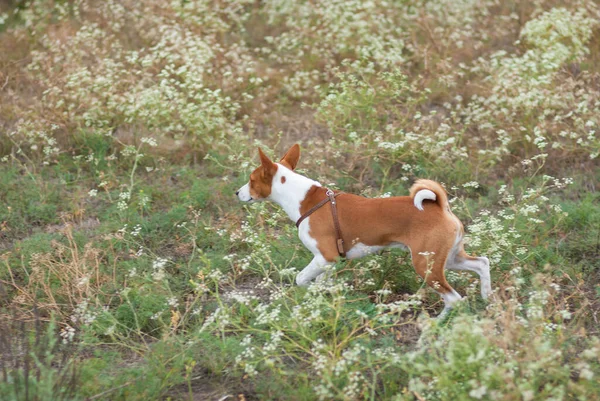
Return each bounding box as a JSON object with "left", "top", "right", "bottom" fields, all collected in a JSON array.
[
  {"left": 258, "top": 148, "right": 277, "bottom": 176},
  {"left": 280, "top": 144, "right": 300, "bottom": 170}
]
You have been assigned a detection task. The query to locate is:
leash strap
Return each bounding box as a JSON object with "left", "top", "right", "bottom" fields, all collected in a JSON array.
[{"left": 296, "top": 189, "right": 346, "bottom": 258}]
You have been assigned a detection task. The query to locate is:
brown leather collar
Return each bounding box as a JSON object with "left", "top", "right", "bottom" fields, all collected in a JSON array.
[{"left": 296, "top": 189, "right": 346, "bottom": 258}]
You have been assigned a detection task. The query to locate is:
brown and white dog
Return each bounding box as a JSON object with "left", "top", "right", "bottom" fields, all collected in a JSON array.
[{"left": 236, "top": 144, "right": 492, "bottom": 314}]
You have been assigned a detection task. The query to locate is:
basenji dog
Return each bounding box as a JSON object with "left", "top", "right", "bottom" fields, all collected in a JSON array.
[{"left": 236, "top": 144, "right": 492, "bottom": 315}]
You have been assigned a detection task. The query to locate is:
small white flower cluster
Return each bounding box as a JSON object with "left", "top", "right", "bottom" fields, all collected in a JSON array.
[
  {"left": 167, "top": 296, "right": 179, "bottom": 309},
  {"left": 200, "top": 307, "right": 230, "bottom": 333},
  {"left": 152, "top": 257, "right": 168, "bottom": 281},
  {"left": 526, "top": 289, "right": 551, "bottom": 320},
  {"left": 130, "top": 224, "right": 142, "bottom": 237},
  {"left": 140, "top": 137, "right": 158, "bottom": 147},
  {"left": 138, "top": 193, "right": 150, "bottom": 208},
  {"left": 117, "top": 191, "right": 131, "bottom": 211},
  {"left": 234, "top": 335, "right": 258, "bottom": 377},
  {"left": 375, "top": 295, "right": 423, "bottom": 324},
  {"left": 70, "top": 299, "right": 98, "bottom": 326},
  {"left": 226, "top": 290, "right": 259, "bottom": 306},
  {"left": 277, "top": 267, "right": 298, "bottom": 277},
  {"left": 261, "top": 330, "right": 284, "bottom": 354},
  {"left": 255, "top": 303, "right": 282, "bottom": 326},
  {"left": 60, "top": 325, "right": 76, "bottom": 344}
]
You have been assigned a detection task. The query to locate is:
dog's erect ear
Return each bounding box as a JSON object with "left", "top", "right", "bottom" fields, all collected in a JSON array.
[
  {"left": 279, "top": 144, "right": 300, "bottom": 170},
  {"left": 258, "top": 148, "right": 276, "bottom": 175}
]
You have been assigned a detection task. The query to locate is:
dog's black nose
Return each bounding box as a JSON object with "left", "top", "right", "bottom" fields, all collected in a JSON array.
[{"left": 235, "top": 190, "right": 239, "bottom": 196}]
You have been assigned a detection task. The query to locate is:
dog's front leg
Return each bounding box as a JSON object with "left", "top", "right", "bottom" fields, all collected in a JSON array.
[{"left": 296, "top": 255, "right": 332, "bottom": 286}]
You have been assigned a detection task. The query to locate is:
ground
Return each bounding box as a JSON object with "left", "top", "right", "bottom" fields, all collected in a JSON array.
[{"left": 1, "top": 1, "right": 600, "bottom": 400}]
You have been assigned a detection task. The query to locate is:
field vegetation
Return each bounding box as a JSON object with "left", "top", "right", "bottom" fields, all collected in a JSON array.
[{"left": 1, "top": 0, "right": 599, "bottom": 400}]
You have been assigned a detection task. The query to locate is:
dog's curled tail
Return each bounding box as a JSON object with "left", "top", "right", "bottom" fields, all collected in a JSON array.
[{"left": 410, "top": 179, "right": 450, "bottom": 212}]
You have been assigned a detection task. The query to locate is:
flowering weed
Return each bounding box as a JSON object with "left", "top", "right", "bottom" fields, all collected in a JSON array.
[{"left": 1, "top": 0, "right": 599, "bottom": 399}]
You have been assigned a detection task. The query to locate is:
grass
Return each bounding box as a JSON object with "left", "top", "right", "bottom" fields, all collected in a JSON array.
[{"left": 1, "top": 0, "right": 600, "bottom": 400}]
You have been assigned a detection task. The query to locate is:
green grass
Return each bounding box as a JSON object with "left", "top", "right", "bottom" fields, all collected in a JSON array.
[
  {"left": 2, "top": 149, "right": 599, "bottom": 400},
  {"left": 2, "top": 1, "right": 600, "bottom": 400}
]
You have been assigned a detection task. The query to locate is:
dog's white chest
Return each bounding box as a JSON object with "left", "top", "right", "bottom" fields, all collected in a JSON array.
[{"left": 297, "top": 219, "right": 321, "bottom": 255}]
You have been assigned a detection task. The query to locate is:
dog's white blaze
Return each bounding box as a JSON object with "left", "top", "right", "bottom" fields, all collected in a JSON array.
[
  {"left": 237, "top": 182, "right": 252, "bottom": 202},
  {"left": 413, "top": 189, "right": 436, "bottom": 211}
]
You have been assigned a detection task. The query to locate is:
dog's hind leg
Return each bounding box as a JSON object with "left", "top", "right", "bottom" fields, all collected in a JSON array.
[
  {"left": 410, "top": 248, "right": 462, "bottom": 316},
  {"left": 446, "top": 249, "right": 492, "bottom": 299}
]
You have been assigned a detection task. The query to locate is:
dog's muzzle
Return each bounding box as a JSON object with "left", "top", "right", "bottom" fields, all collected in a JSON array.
[{"left": 236, "top": 183, "right": 254, "bottom": 202}]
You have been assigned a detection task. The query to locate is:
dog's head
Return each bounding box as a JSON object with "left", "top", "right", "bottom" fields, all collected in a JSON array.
[{"left": 236, "top": 144, "right": 300, "bottom": 202}]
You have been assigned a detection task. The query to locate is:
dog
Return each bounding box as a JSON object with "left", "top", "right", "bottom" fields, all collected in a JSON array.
[{"left": 236, "top": 144, "right": 492, "bottom": 314}]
